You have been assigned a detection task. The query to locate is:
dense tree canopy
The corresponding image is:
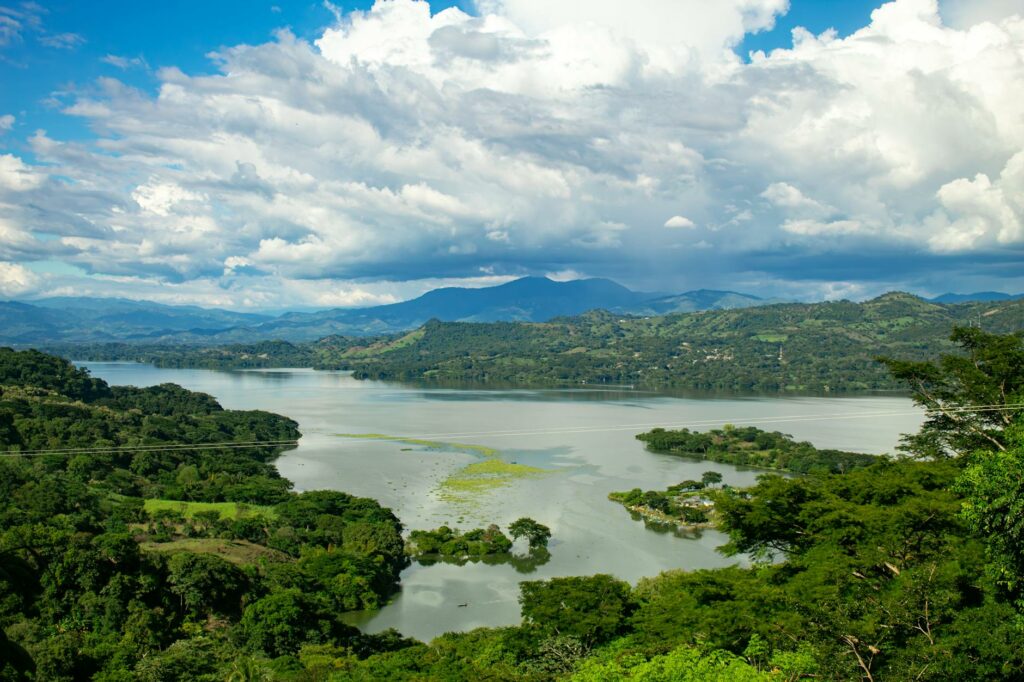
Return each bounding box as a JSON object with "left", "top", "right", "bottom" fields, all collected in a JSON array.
[
  {"left": 4, "top": 326, "right": 1024, "bottom": 679},
  {"left": 0, "top": 349, "right": 407, "bottom": 679},
  {"left": 881, "top": 327, "right": 1024, "bottom": 458}
]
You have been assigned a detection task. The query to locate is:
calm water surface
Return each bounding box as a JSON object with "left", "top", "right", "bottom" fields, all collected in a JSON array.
[{"left": 82, "top": 363, "right": 925, "bottom": 641}]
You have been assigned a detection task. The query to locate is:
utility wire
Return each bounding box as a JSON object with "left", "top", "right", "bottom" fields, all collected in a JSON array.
[{"left": 2, "top": 402, "right": 1021, "bottom": 459}]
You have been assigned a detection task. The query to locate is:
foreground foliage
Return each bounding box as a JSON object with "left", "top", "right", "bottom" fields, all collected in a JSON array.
[
  {"left": 4, "top": 326, "right": 1024, "bottom": 680},
  {"left": 0, "top": 349, "right": 407, "bottom": 680}
]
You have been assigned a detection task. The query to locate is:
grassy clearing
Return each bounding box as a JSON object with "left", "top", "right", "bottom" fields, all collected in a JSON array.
[
  {"left": 139, "top": 538, "right": 291, "bottom": 566},
  {"left": 142, "top": 499, "right": 276, "bottom": 520},
  {"left": 341, "top": 329, "right": 426, "bottom": 358}
]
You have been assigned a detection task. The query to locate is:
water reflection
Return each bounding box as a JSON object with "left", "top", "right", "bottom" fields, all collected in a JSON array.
[{"left": 415, "top": 547, "right": 552, "bottom": 574}]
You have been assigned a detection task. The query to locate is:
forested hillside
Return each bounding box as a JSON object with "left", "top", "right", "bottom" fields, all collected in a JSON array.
[
  {"left": 336, "top": 293, "right": 1024, "bottom": 391},
  {"left": 52, "top": 294, "right": 1024, "bottom": 392},
  {"left": 0, "top": 349, "right": 408, "bottom": 680},
  {"left": 4, "top": 328, "right": 1024, "bottom": 680}
]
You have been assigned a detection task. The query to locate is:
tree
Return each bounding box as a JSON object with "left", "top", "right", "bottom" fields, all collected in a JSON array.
[
  {"left": 880, "top": 327, "right": 1024, "bottom": 458},
  {"left": 519, "top": 575, "right": 633, "bottom": 645},
  {"left": 508, "top": 518, "right": 552, "bottom": 549},
  {"left": 701, "top": 471, "right": 723, "bottom": 488},
  {"left": 238, "top": 589, "right": 357, "bottom": 657},
  {"left": 166, "top": 552, "right": 249, "bottom": 619},
  {"left": 957, "top": 424, "right": 1024, "bottom": 614}
]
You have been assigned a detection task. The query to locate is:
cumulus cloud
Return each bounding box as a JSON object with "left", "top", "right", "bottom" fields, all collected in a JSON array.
[
  {"left": 664, "top": 215, "right": 696, "bottom": 229},
  {"left": 941, "top": 0, "right": 1023, "bottom": 28},
  {"left": 314, "top": 287, "right": 398, "bottom": 307},
  {"left": 760, "top": 182, "right": 833, "bottom": 216},
  {"left": 0, "top": 261, "right": 39, "bottom": 296},
  {"left": 0, "top": 154, "right": 44, "bottom": 191},
  {"left": 928, "top": 151, "right": 1024, "bottom": 251},
  {"left": 132, "top": 181, "right": 204, "bottom": 216},
  {"left": 1, "top": 0, "right": 1022, "bottom": 307},
  {"left": 0, "top": 114, "right": 13, "bottom": 131}
]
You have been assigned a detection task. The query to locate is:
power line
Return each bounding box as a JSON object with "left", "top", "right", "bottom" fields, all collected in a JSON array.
[
  {"left": 5, "top": 439, "right": 299, "bottom": 456},
  {"left": 334, "top": 402, "right": 1024, "bottom": 442},
  {"left": 3, "top": 402, "right": 1020, "bottom": 459},
  {"left": 1, "top": 440, "right": 298, "bottom": 458}
]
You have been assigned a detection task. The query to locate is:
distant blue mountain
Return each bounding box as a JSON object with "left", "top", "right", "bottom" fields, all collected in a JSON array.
[
  {"left": 0, "top": 297, "right": 270, "bottom": 345},
  {"left": 211, "top": 277, "right": 777, "bottom": 342},
  {"left": 1, "top": 277, "right": 782, "bottom": 344},
  {"left": 928, "top": 292, "right": 1024, "bottom": 304}
]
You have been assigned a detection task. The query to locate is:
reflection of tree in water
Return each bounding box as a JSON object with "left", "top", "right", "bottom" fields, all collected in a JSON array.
[
  {"left": 627, "top": 511, "right": 705, "bottom": 540},
  {"left": 415, "top": 547, "right": 552, "bottom": 574}
]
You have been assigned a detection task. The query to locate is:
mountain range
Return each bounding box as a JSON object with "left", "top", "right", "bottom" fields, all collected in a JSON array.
[
  {"left": 1, "top": 277, "right": 1019, "bottom": 345},
  {"left": 2, "top": 277, "right": 782, "bottom": 344}
]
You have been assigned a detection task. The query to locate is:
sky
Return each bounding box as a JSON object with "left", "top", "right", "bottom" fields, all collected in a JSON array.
[{"left": 0, "top": 0, "right": 1023, "bottom": 310}]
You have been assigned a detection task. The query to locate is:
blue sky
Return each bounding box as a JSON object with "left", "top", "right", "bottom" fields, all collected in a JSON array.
[
  {"left": 1, "top": 0, "right": 1022, "bottom": 308},
  {"left": 1, "top": 0, "right": 876, "bottom": 143},
  {"left": 1, "top": 1, "right": 463, "bottom": 143}
]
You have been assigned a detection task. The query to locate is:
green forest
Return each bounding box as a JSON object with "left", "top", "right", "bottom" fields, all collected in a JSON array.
[
  {"left": 53, "top": 293, "right": 1024, "bottom": 393},
  {"left": 636, "top": 425, "right": 879, "bottom": 473},
  {"left": 2, "top": 325, "right": 1024, "bottom": 680}
]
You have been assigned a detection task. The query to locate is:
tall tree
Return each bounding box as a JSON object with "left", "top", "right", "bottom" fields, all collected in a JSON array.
[{"left": 880, "top": 327, "right": 1024, "bottom": 458}]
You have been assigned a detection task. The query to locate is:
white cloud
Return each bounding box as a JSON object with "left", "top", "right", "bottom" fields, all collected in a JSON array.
[
  {"left": 760, "top": 182, "right": 832, "bottom": 215},
  {"left": 314, "top": 287, "right": 398, "bottom": 307},
  {"left": 0, "top": 0, "right": 1020, "bottom": 306},
  {"left": 102, "top": 54, "right": 147, "bottom": 70},
  {"left": 38, "top": 32, "right": 85, "bottom": 49},
  {"left": 478, "top": 0, "right": 789, "bottom": 66},
  {"left": 664, "top": 215, "right": 696, "bottom": 229},
  {"left": 131, "top": 181, "right": 204, "bottom": 216},
  {"left": 941, "top": 0, "right": 1023, "bottom": 28},
  {"left": 928, "top": 150, "right": 1024, "bottom": 251},
  {"left": 0, "top": 114, "right": 13, "bottom": 131},
  {"left": 0, "top": 154, "right": 44, "bottom": 191},
  {"left": 0, "top": 262, "right": 40, "bottom": 296}
]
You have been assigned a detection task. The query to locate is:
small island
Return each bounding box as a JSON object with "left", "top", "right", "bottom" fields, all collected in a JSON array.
[
  {"left": 609, "top": 471, "right": 722, "bottom": 528},
  {"left": 636, "top": 424, "right": 878, "bottom": 474},
  {"left": 406, "top": 518, "right": 552, "bottom": 570}
]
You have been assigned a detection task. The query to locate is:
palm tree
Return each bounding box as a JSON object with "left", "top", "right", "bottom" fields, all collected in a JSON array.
[{"left": 225, "top": 657, "right": 274, "bottom": 682}]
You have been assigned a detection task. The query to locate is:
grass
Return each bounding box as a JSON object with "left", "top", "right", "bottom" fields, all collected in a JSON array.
[
  {"left": 142, "top": 499, "right": 277, "bottom": 520},
  {"left": 139, "top": 538, "right": 291, "bottom": 566}
]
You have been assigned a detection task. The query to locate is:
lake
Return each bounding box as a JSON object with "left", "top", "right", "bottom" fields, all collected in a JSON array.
[{"left": 82, "top": 362, "right": 925, "bottom": 642}]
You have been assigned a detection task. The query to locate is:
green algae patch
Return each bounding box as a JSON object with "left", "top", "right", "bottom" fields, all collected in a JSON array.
[
  {"left": 335, "top": 433, "right": 548, "bottom": 508},
  {"left": 439, "top": 459, "right": 546, "bottom": 506}
]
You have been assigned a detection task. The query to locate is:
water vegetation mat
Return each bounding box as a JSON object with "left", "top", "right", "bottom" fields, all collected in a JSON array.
[{"left": 336, "top": 433, "right": 548, "bottom": 509}]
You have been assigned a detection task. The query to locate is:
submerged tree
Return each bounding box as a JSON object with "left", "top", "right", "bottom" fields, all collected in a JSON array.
[{"left": 508, "top": 517, "right": 552, "bottom": 549}]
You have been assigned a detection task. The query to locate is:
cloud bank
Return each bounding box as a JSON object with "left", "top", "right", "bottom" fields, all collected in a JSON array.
[{"left": 1, "top": 0, "right": 1022, "bottom": 307}]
